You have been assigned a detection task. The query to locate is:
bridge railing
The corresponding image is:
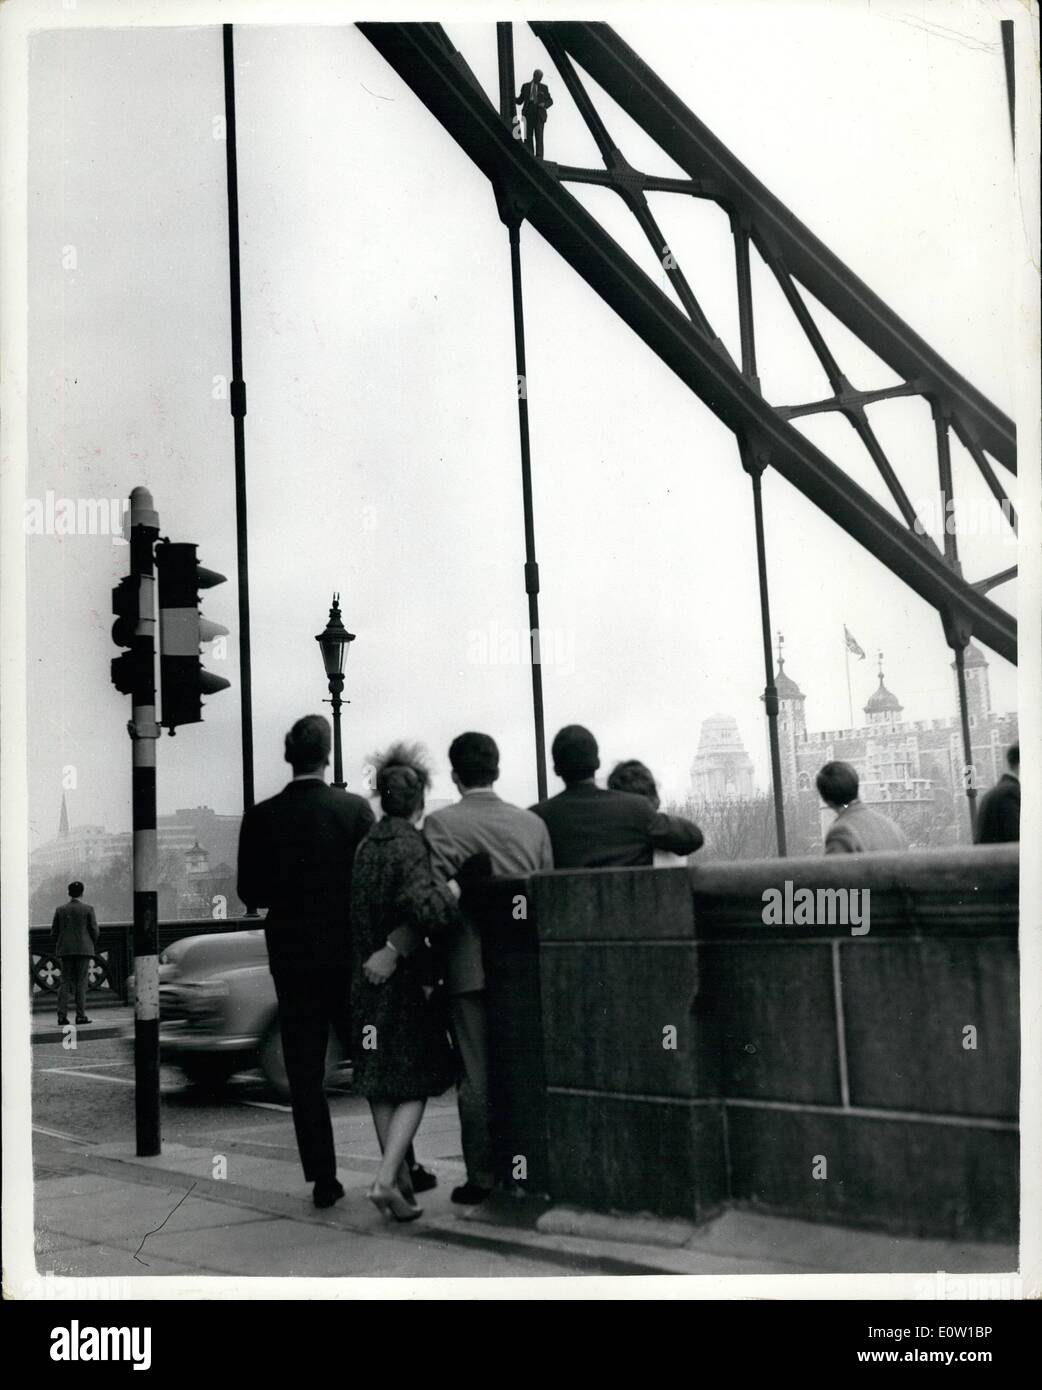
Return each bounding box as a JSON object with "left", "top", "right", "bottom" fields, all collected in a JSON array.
[
  {"left": 29, "top": 916, "right": 261, "bottom": 1007},
  {"left": 477, "top": 845, "right": 1018, "bottom": 1241}
]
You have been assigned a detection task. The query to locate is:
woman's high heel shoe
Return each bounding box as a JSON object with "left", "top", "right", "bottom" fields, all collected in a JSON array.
[{"left": 368, "top": 1182, "right": 422, "bottom": 1223}]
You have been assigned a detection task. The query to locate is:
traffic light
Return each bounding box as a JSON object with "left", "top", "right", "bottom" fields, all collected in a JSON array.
[
  {"left": 155, "top": 542, "right": 231, "bottom": 733},
  {"left": 111, "top": 574, "right": 145, "bottom": 694}
]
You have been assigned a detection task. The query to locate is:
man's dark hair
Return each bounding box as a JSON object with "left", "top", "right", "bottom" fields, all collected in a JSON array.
[
  {"left": 1008, "top": 741, "right": 1020, "bottom": 770},
  {"left": 68, "top": 881, "right": 84, "bottom": 899},
  {"left": 607, "top": 759, "right": 659, "bottom": 808},
  {"left": 448, "top": 732, "right": 499, "bottom": 789},
  {"left": 284, "top": 714, "right": 331, "bottom": 774},
  {"left": 533, "top": 68, "right": 543, "bottom": 80},
  {"left": 816, "top": 760, "right": 860, "bottom": 807},
  {"left": 551, "top": 725, "right": 600, "bottom": 784}
]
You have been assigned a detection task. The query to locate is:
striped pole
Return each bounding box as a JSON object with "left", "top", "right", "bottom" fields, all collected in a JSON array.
[{"left": 128, "top": 486, "right": 161, "bottom": 1156}]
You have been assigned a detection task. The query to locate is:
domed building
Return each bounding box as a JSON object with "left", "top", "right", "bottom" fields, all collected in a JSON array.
[
  {"left": 772, "top": 641, "right": 807, "bottom": 796},
  {"left": 864, "top": 661, "right": 903, "bottom": 726},
  {"left": 771, "top": 641, "right": 1018, "bottom": 843},
  {"left": 691, "top": 714, "right": 756, "bottom": 801}
]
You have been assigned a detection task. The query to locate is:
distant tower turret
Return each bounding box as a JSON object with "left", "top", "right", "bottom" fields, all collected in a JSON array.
[
  {"left": 951, "top": 642, "right": 991, "bottom": 723},
  {"left": 864, "top": 651, "right": 903, "bottom": 726},
  {"left": 773, "top": 632, "right": 807, "bottom": 797},
  {"left": 184, "top": 840, "right": 210, "bottom": 880},
  {"left": 774, "top": 634, "right": 807, "bottom": 737},
  {"left": 59, "top": 793, "right": 69, "bottom": 838}
]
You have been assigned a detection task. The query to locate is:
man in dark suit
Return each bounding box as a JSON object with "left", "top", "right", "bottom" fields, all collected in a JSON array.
[
  {"left": 531, "top": 725, "right": 703, "bottom": 868},
  {"left": 51, "top": 880, "right": 100, "bottom": 1025},
  {"left": 237, "top": 714, "right": 374, "bottom": 1208},
  {"left": 975, "top": 741, "right": 1020, "bottom": 844},
  {"left": 516, "top": 68, "right": 553, "bottom": 158}
]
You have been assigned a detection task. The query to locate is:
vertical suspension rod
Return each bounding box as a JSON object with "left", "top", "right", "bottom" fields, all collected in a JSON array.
[
  {"left": 508, "top": 224, "right": 548, "bottom": 802},
  {"left": 223, "top": 24, "right": 255, "bottom": 819},
  {"left": 748, "top": 460, "right": 788, "bottom": 858},
  {"left": 953, "top": 643, "right": 979, "bottom": 838},
  {"left": 735, "top": 225, "right": 785, "bottom": 855}
]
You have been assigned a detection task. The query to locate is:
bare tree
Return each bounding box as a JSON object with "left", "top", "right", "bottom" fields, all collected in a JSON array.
[{"left": 670, "top": 793, "right": 821, "bottom": 862}]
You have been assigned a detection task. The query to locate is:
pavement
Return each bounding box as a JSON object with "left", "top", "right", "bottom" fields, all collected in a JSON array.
[
  {"left": 28, "top": 1096, "right": 1017, "bottom": 1283},
  {"left": 32, "top": 1003, "right": 133, "bottom": 1045}
]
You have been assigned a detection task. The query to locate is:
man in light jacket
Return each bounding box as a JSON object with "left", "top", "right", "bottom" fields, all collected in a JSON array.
[
  {"left": 51, "top": 880, "right": 100, "bottom": 1025},
  {"left": 817, "top": 761, "right": 907, "bottom": 854},
  {"left": 424, "top": 732, "right": 553, "bottom": 1205}
]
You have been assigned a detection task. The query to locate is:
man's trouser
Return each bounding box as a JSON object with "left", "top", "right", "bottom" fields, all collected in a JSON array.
[
  {"left": 524, "top": 114, "right": 546, "bottom": 158},
  {"left": 57, "top": 955, "right": 91, "bottom": 1019},
  {"left": 269, "top": 952, "right": 352, "bottom": 1184},
  {"left": 450, "top": 990, "right": 493, "bottom": 1188}
]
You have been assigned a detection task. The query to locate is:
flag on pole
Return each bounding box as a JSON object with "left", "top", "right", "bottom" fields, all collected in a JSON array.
[{"left": 844, "top": 625, "right": 866, "bottom": 659}]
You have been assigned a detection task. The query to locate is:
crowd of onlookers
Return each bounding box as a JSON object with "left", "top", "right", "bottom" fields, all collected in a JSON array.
[{"left": 51, "top": 715, "right": 1019, "bottom": 1223}]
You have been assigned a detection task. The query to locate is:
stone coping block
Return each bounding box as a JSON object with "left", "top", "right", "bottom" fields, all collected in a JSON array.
[
  {"left": 531, "top": 866, "right": 694, "bottom": 941},
  {"left": 689, "top": 844, "right": 1018, "bottom": 936}
]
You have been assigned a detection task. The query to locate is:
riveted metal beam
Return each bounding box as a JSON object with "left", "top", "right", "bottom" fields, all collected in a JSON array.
[
  {"left": 536, "top": 21, "right": 1016, "bottom": 473},
  {"left": 358, "top": 21, "right": 1016, "bottom": 664}
]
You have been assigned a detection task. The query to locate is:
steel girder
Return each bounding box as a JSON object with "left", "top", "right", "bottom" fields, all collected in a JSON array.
[
  {"left": 538, "top": 21, "right": 1016, "bottom": 473},
  {"left": 358, "top": 21, "right": 1017, "bottom": 664}
]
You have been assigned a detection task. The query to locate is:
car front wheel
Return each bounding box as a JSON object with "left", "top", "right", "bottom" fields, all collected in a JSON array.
[{"left": 179, "top": 1055, "right": 240, "bottom": 1092}]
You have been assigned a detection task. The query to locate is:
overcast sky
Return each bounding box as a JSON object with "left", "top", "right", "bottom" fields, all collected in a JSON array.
[{"left": 24, "top": 2, "right": 1025, "bottom": 847}]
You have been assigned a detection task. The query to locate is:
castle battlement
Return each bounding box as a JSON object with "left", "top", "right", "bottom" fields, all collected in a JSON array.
[{"left": 768, "top": 642, "right": 1017, "bottom": 808}]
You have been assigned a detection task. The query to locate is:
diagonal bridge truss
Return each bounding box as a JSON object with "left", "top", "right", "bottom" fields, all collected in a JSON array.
[{"left": 358, "top": 19, "right": 1018, "bottom": 846}]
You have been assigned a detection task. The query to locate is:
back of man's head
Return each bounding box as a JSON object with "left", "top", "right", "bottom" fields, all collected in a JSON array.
[
  {"left": 68, "top": 880, "right": 84, "bottom": 900},
  {"left": 534, "top": 68, "right": 543, "bottom": 80},
  {"left": 552, "top": 725, "right": 599, "bottom": 785},
  {"left": 1008, "top": 741, "right": 1019, "bottom": 772},
  {"left": 284, "top": 714, "right": 331, "bottom": 775},
  {"left": 816, "top": 760, "right": 859, "bottom": 808},
  {"left": 448, "top": 732, "right": 500, "bottom": 789}
]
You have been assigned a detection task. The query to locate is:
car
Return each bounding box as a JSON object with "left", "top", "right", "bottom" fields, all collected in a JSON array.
[{"left": 139, "top": 928, "right": 346, "bottom": 1099}]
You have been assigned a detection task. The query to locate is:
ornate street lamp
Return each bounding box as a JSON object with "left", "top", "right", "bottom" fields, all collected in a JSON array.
[{"left": 315, "top": 594, "right": 355, "bottom": 790}]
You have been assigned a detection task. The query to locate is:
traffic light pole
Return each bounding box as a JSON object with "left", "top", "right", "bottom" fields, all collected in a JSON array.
[{"left": 128, "top": 486, "right": 161, "bottom": 1156}]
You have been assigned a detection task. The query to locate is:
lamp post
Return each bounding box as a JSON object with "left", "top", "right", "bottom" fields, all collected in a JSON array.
[{"left": 315, "top": 594, "right": 355, "bottom": 790}]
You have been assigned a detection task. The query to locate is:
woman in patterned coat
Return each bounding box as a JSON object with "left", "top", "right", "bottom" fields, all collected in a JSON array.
[{"left": 350, "top": 742, "right": 465, "bottom": 1221}]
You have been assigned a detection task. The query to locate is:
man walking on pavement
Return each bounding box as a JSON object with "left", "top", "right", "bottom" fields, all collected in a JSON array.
[
  {"left": 516, "top": 68, "right": 553, "bottom": 159},
  {"left": 51, "top": 880, "right": 100, "bottom": 1026},
  {"left": 237, "top": 715, "right": 375, "bottom": 1209},
  {"left": 424, "top": 732, "right": 554, "bottom": 1205}
]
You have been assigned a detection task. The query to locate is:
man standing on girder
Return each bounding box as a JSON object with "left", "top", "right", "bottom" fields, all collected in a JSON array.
[{"left": 516, "top": 69, "right": 553, "bottom": 159}]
